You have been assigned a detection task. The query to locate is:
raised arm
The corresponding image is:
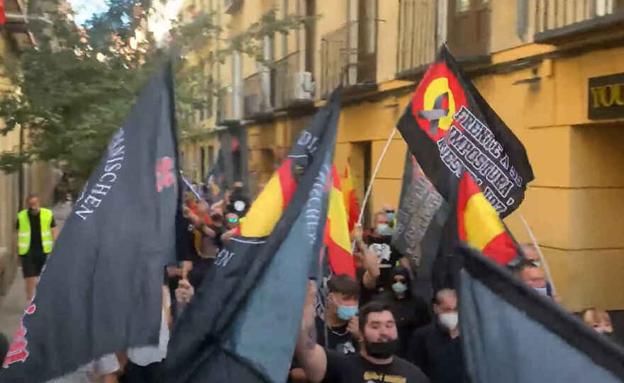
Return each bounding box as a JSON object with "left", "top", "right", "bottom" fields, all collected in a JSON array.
[
  {"left": 353, "top": 225, "right": 380, "bottom": 290},
  {"left": 295, "top": 281, "right": 327, "bottom": 383}
]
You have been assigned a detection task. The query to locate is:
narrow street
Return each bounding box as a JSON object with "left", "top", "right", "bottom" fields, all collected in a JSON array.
[{"left": 0, "top": 272, "right": 26, "bottom": 339}]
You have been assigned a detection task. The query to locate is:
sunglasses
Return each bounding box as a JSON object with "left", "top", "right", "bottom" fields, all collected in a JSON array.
[{"left": 227, "top": 217, "right": 239, "bottom": 223}]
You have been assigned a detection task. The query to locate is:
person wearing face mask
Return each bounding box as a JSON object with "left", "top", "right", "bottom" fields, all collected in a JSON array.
[
  {"left": 375, "top": 267, "right": 431, "bottom": 358},
  {"left": 16, "top": 194, "right": 58, "bottom": 302},
  {"left": 407, "top": 289, "right": 468, "bottom": 383},
  {"left": 519, "top": 244, "right": 561, "bottom": 302},
  {"left": 315, "top": 274, "right": 362, "bottom": 355},
  {"left": 513, "top": 260, "right": 556, "bottom": 299},
  {"left": 288, "top": 275, "right": 362, "bottom": 382},
  {"left": 364, "top": 211, "right": 406, "bottom": 294},
  {"left": 382, "top": 204, "right": 396, "bottom": 229},
  {"left": 296, "top": 282, "right": 429, "bottom": 383}
]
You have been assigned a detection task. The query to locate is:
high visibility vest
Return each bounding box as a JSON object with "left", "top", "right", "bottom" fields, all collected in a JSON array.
[{"left": 17, "top": 208, "right": 54, "bottom": 256}]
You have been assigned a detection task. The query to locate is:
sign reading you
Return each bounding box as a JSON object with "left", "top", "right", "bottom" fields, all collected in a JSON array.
[{"left": 588, "top": 73, "right": 624, "bottom": 120}]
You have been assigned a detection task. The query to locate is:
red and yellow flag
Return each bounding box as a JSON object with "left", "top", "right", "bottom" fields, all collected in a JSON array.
[
  {"left": 325, "top": 165, "right": 355, "bottom": 278},
  {"left": 342, "top": 165, "right": 360, "bottom": 233},
  {"left": 457, "top": 172, "right": 517, "bottom": 265},
  {"left": 237, "top": 159, "right": 297, "bottom": 237}
]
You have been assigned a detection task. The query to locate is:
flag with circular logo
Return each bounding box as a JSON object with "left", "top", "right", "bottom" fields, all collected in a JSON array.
[{"left": 397, "top": 45, "right": 534, "bottom": 217}]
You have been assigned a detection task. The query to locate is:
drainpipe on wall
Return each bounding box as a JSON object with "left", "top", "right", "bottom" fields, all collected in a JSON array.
[{"left": 346, "top": 0, "right": 358, "bottom": 86}]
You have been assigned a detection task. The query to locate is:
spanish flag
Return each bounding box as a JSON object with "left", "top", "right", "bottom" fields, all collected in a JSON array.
[
  {"left": 166, "top": 90, "right": 341, "bottom": 383},
  {"left": 237, "top": 160, "right": 297, "bottom": 238},
  {"left": 325, "top": 165, "right": 355, "bottom": 278},
  {"left": 342, "top": 165, "right": 360, "bottom": 233},
  {"left": 457, "top": 172, "right": 517, "bottom": 265}
]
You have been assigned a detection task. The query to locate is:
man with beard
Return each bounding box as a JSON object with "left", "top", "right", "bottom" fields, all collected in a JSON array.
[
  {"left": 375, "top": 267, "right": 431, "bottom": 358},
  {"left": 296, "top": 282, "right": 429, "bottom": 383}
]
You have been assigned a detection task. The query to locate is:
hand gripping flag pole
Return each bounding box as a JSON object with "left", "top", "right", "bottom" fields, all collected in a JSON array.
[{"left": 350, "top": 127, "right": 397, "bottom": 252}]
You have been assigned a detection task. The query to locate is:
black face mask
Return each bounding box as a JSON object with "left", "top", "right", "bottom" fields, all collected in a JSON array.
[{"left": 364, "top": 339, "right": 398, "bottom": 359}]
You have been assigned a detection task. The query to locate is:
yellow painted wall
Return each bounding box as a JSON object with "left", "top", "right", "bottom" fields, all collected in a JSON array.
[
  {"left": 475, "top": 47, "right": 624, "bottom": 312},
  {"left": 182, "top": 0, "right": 624, "bottom": 313},
  {"left": 179, "top": 134, "right": 219, "bottom": 182},
  {"left": 247, "top": 114, "right": 312, "bottom": 194}
]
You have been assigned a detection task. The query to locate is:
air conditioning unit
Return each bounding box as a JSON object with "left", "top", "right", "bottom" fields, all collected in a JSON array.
[{"left": 293, "top": 71, "right": 315, "bottom": 101}]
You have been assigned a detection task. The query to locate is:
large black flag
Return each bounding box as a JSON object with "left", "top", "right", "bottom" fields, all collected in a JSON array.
[
  {"left": 457, "top": 245, "right": 624, "bottom": 382},
  {"left": 397, "top": 45, "right": 533, "bottom": 217},
  {"left": 165, "top": 91, "right": 340, "bottom": 382},
  {"left": 1, "top": 64, "right": 180, "bottom": 382},
  {"left": 392, "top": 151, "right": 448, "bottom": 300}
]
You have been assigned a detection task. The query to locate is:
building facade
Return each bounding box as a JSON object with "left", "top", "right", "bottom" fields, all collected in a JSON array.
[
  {"left": 179, "top": 0, "right": 624, "bottom": 313},
  {"left": 0, "top": 0, "right": 58, "bottom": 294}
]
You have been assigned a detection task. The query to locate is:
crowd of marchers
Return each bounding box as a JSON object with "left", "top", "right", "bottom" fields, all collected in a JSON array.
[{"left": 3, "top": 186, "right": 622, "bottom": 383}]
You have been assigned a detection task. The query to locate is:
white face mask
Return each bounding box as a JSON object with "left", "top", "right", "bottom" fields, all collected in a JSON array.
[
  {"left": 534, "top": 286, "right": 549, "bottom": 297},
  {"left": 439, "top": 312, "right": 459, "bottom": 330}
]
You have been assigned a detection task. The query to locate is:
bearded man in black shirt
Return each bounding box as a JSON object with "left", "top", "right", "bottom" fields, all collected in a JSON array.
[{"left": 296, "top": 282, "right": 429, "bottom": 383}]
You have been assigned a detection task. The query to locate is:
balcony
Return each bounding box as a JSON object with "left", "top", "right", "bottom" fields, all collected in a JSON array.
[
  {"left": 396, "top": 0, "right": 491, "bottom": 78},
  {"left": 242, "top": 70, "right": 272, "bottom": 119},
  {"left": 216, "top": 87, "right": 238, "bottom": 125},
  {"left": 4, "top": 0, "right": 35, "bottom": 50},
  {"left": 397, "top": 0, "right": 438, "bottom": 75},
  {"left": 273, "top": 51, "right": 314, "bottom": 110},
  {"left": 319, "top": 19, "right": 379, "bottom": 98},
  {"left": 533, "top": 0, "right": 624, "bottom": 44}
]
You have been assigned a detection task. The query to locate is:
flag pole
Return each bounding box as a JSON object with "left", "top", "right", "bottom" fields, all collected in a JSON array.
[
  {"left": 181, "top": 174, "right": 202, "bottom": 201},
  {"left": 519, "top": 213, "right": 557, "bottom": 295},
  {"left": 357, "top": 127, "right": 397, "bottom": 226}
]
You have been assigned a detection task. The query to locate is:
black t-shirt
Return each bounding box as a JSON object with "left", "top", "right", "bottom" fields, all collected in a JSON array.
[
  {"left": 323, "top": 351, "right": 429, "bottom": 383},
  {"left": 315, "top": 316, "right": 358, "bottom": 355},
  {"left": 176, "top": 216, "right": 198, "bottom": 262},
  {"left": 407, "top": 323, "right": 468, "bottom": 383},
  {"left": 188, "top": 224, "right": 225, "bottom": 288},
  {"left": 16, "top": 211, "right": 56, "bottom": 255}
]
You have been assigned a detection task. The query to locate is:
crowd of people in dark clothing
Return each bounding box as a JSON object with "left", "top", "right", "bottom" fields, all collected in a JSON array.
[
  {"left": 4, "top": 182, "right": 622, "bottom": 383},
  {"left": 117, "top": 181, "right": 624, "bottom": 383}
]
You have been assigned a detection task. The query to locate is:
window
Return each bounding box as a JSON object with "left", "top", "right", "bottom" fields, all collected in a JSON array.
[{"left": 457, "top": 0, "right": 470, "bottom": 13}]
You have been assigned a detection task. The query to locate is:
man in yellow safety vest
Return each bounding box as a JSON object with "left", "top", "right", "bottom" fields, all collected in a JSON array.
[{"left": 16, "top": 194, "right": 57, "bottom": 302}]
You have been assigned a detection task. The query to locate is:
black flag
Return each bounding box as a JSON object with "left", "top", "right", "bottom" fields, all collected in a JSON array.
[
  {"left": 392, "top": 151, "right": 448, "bottom": 300},
  {"left": 1, "top": 64, "right": 180, "bottom": 382},
  {"left": 165, "top": 91, "right": 341, "bottom": 383},
  {"left": 397, "top": 45, "right": 533, "bottom": 217},
  {"left": 457, "top": 245, "right": 624, "bottom": 382}
]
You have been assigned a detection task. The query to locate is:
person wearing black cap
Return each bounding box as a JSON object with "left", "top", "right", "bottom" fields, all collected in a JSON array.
[{"left": 374, "top": 266, "right": 431, "bottom": 358}]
